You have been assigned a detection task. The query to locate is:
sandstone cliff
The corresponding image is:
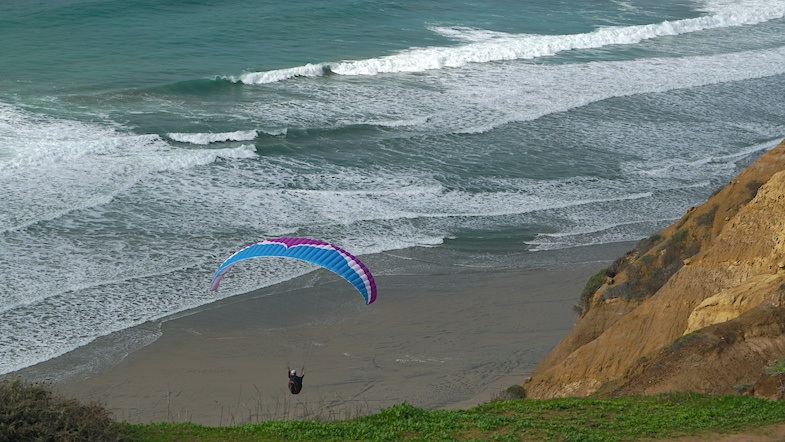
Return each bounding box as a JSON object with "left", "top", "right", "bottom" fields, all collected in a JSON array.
[{"left": 524, "top": 139, "right": 785, "bottom": 400}]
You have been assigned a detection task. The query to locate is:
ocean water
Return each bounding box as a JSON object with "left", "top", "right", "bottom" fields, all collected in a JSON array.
[{"left": 2, "top": 0, "right": 785, "bottom": 376}]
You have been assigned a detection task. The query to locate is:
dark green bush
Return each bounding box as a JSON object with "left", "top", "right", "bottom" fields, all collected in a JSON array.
[
  {"left": 605, "top": 256, "right": 625, "bottom": 278},
  {"left": 603, "top": 227, "right": 705, "bottom": 304},
  {"left": 491, "top": 385, "right": 527, "bottom": 402},
  {"left": 503, "top": 385, "right": 527, "bottom": 399},
  {"left": 575, "top": 269, "right": 608, "bottom": 315},
  {"left": 602, "top": 258, "right": 668, "bottom": 303},
  {"left": 0, "top": 378, "right": 124, "bottom": 442}
]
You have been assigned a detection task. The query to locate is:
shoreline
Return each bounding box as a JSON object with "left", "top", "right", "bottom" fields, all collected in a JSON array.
[{"left": 13, "top": 241, "right": 633, "bottom": 425}]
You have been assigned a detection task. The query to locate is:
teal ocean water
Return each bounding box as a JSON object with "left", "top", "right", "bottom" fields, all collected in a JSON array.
[{"left": 2, "top": 0, "right": 785, "bottom": 375}]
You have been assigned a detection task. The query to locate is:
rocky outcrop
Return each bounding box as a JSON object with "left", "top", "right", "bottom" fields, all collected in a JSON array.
[{"left": 524, "top": 140, "right": 785, "bottom": 400}]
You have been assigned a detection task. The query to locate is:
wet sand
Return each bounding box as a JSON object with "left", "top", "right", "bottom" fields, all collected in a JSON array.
[{"left": 18, "top": 243, "right": 631, "bottom": 425}]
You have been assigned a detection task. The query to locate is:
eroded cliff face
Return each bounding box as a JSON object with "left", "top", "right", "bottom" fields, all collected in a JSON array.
[{"left": 524, "top": 140, "right": 785, "bottom": 400}]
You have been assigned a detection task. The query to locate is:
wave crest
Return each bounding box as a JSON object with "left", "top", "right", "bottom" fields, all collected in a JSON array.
[
  {"left": 232, "top": 63, "right": 326, "bottom": 85},
  {"left": 167, "top": 130, "right": 258, "bottom": 145},
  {"left": 233, "top": 0, "right": 785, "bottom": 84}
]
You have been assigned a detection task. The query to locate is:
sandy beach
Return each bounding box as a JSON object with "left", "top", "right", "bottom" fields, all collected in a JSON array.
[{"left": 14, "top": 242, "right": 632, "bottom": 426}]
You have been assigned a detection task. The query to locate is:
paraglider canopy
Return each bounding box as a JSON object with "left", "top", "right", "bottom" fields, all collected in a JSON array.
[{"left": 210, "top": 237, "right": 377, "bottom": 304}]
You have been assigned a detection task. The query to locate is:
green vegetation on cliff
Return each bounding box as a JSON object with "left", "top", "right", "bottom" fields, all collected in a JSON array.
[
  {"left": 121, "top": 393, "right": 785, "bottom": 441},
  {"left": 5, "top": 379, "right": 785, "bottom": 442}
]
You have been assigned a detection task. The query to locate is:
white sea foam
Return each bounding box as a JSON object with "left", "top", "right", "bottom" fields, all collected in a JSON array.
[
  {"left": 0, "top": 106, "right": 259, "bottom": 234},
  {"left": 225, "top": 13, "right": 785, "bottom": 144},
  {"left": 234, "top": 0, "right": 785, "bottom": 84},
  {"left": 167, "top": 130, "right": 258, "bottom": 144},
  {"left": 235, "top": 63, "right": 326, "bottom": 85},
  {"left": 427, "top": 26, "right": 523, "bottom": 43},
  {"left": 610, "top": 0, "right": 638, "bottom": 12},
  {"left": 259, "top": 127, "right": 288, "bottom": 136},
  {"left": 628, "top": 141, "right": 775, "bottom": 178},
  {"left": 233, "top": 45, "right": 785, "bottom": 140}
]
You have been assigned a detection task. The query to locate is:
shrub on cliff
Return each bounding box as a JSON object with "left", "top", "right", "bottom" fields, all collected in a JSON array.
[
  {"left": 0, "top": 378, "right": 124, "bottom": 442},
  {"left": 575, "top": 269, "right": 608, "bottom": 315},
  {"left": 601, "top": 228, "right": 701, "bottom": 304}
]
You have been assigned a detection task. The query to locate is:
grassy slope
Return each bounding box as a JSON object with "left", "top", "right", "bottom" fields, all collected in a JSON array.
[{"left": 121, "top": 393, "right": 785, "bottom": 441}]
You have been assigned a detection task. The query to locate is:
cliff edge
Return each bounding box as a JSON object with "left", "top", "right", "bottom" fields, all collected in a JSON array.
[{"left": 524, "top": 139, "right": 785, "bottom": 400}]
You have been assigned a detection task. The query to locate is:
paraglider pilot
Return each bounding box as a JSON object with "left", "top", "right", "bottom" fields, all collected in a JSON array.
[{"left": 287, "top": 365, "right": 305, "bottom": 395}]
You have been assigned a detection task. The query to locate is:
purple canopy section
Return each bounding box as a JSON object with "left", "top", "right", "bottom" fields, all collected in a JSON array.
[{"left": 210, "top": 237, "right": 377, "bottom": 304}]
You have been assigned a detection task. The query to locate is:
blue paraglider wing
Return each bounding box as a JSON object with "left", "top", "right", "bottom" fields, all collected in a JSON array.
[{"left": 210, "top": 237, "right": 377, "bottom": 304}]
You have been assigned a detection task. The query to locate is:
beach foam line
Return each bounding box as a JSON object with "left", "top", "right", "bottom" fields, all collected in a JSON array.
[{"left": 231, "top": 0, "right": 785, "bottom": 84}]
